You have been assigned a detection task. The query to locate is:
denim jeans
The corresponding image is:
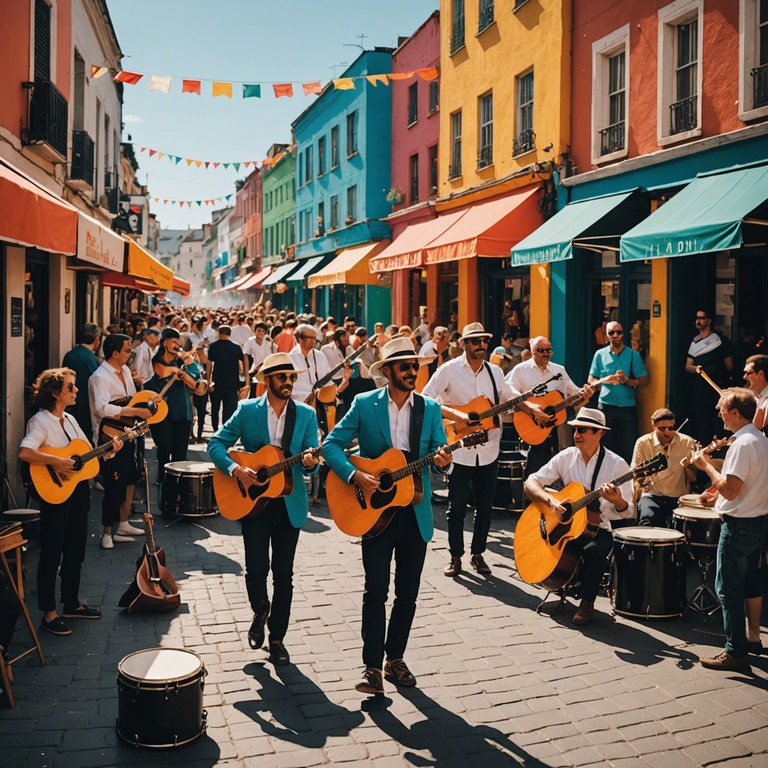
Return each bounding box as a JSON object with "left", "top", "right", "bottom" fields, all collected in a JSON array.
[{"left": 715, "top": 515, "right": 768, "bottom": 657}]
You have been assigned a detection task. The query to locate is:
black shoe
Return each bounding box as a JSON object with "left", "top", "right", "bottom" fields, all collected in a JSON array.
[
  {"left": 248, "top": 611, "right": 269, "bottom": 650},
  {"left": 40, "top": 617, "right": 71, "bottom": 636},
  {"left": 62, "top": 605, "right": 101, "bottom": 620},
  {"left": 748, "top": 640, "right": 763, "bottom": 655},
  {"left": 268, "top": 641, "right": 290, "bottom": 666},
  {"left": 384, "top": 658, "right": 416, "bottom": 687},
  {"left": 470, "top": 554, "right": 492, "bottom": 574},
  {"left": 355, "top": 666, "right": 384, "bottom": 694}
]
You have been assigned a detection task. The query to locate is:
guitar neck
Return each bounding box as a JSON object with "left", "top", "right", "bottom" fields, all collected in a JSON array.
[
  {"left": 390, "top": 439, "right": 466, "bottom": 481},
  {"left": 570, "top": 466, "right": 638, "bottom": 512},
  {"left": 79, "top": 425, "right": 141, "bottom": 464},
  {"left": 315, "top": 342, "right": 371, "bottom": 389},
  {"left": 266, "top": 448, "right": 320, "bottom": 479},
  {"left": 479, "top": 374, "right": 563, "bottom": 419}
]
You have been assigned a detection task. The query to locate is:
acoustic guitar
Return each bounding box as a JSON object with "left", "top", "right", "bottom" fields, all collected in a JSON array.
[
  {"left": 214, "top": 445, "right": 322, "bottom": 521},
  {"left": 512, "top": 375, "right": 613, "bottom": 446},
  {"left": 327, "top": 430, "right": 489, "bottom": 538},
  {"left": 513, "top": 453, "right": 668, "bottom": 591},
  {"left": 28, "top": 421, "right": 149, "bottom": 505},
  {"left": 442, "top": 377, "right": 558, "bottom": 444}
]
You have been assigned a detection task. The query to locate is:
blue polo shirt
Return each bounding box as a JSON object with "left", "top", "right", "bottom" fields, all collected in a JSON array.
[{"left": 590, "top": 345, "right": 647, "bottom": 408}]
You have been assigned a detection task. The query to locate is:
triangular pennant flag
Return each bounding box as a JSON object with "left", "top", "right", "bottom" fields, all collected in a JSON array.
[
  {"left": 366, "top": 74, "right": 389, "bottom": 87},
  {"left": 302, "top": 81, "right": 322, "bottom": 96},
  {"left": 242, "top": 84, "right": 261, "bottom": 99},
  {"left": 233, "top": 163, "right": 240, "bottom": 171},
  {"left": 194, "top": 160, "right": 203, "bottom": 167},
  {"left": 226, "top": 194, "right": 233, "bottom": 201},
  {"left": 91, "top": 65, "right": 108, "bottom": 79},
  {"left": 153, "top": 197, "right": 159, "bottom": 202},
  {"left": 204, "top": 162, "right": 210, "bottom": 169},
  {"left": 174, "top": 156, "right": 182, "bottom": 165},
  {"left": 273, "top": 83, "right": 294, "bottom": 98},
  {"left": 140, "top": 147, "right": 147, "bottom": 153},
  {"left": 187, "top": 201, "right": 193, "bottom": 207},
  {"left": 182, "top": 79, "right": 201, "bottom": 95},
  {"left": 389, "top": 72, "right": 414, "bottom": 81},
  {"left": 244, "top": 162, "right": 251, "bottom": 169},
  {"left": 416, "top": 67, "right": 439, "bottom": 82},
  {"left": 178, "top": 202, "right": 184, "bottom": 207},
  {"left": 212, "top": 81, "right": 233, "bottom": 98},
  {"left": 223, "top": 163, "right": 230, "bottom": 169},
  {"left": 149, "top": 75, "right": 172, "bottom": 93},
  {"left": 213, "top": 162, "right": 221, "bottom": 168},
  {"left": 196, "top": 201, "right": 202, "bottom": 207},
  {"left": 114, "top": 71, "right": 143, "bottom": 85},
  {"left": 157, "top": 152, "right": 166, "bottom": 160},
  {"left": 186, "top": 158, "right": 194, "bottom": 166},
  {"left": 163, "top": 199, "right": 169, "bottom": 205},
  {"left": 333, "top": 78, "right": 355, "bottom": 90},
  {"left": 149, "top": 149, "right": 157, "bottom": 157}
]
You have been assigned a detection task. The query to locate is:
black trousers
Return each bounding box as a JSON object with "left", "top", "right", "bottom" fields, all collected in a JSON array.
[
  {"left": 360, "top": 507, "right": 427, "bottom": 668},
  {"left": 597, "top": 404, "right": 637, "bottom": 463},
  {"left": 100, "top": 444, "right": 137, "bottom": 528},
  {"left": 524, "top": 432, "right": 559, "bottom": 478},
  {"left": 638, "top": 495, "right": 678, "bottom": 527},
  {"left": 37, "top": 482, "right": 89, "bottom": 612},
  {"left": 240, "top": 499, "right": 300, "bottom": 643},
  {"left": 192, "top": 393, "right": 208, "bottom": 438},
  {"left": 580, "top": 527, "right": 614, "bottom": 603},
  {"left": 447, "top": 460, "right": 498, "bottom": 557},
  {"left": 210, "top": 386, "right": 239, "bottom": 431},
  {"left": 151, "top": 418, "right": 191, "bottom": 512}
]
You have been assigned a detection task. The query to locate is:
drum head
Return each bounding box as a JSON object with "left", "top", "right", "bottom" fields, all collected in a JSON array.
[
  {"left": 165, "top": 461, "right": 215, "bottom": 477},
  {"left": 673, "top": 507, "right": 719, "bottom": 521},
  {"left": 678, "top": 493, "right": 708, "bottom": 509},
  {"left": 614, "top": 526, "right": 685, "bottom": 544},
  {"left": 118, "top": 648, "right": 203, "bottom": 683}
]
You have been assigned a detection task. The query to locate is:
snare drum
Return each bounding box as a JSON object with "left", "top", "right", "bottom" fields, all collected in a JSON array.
[
  {"left": 116, "top": 647, "right": 206, "bottom": 748},
  {"left": 163, "top": 461, "right": 217, "bottom": 517},
  {"left": 672, "top": 507, "right": 721, "bottom": 553},
  {"left": 612, "top": 527, "right": 686, "bottom": 619}
]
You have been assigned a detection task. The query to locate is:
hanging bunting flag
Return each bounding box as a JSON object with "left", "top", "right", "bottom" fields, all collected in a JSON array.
[
  {"left": 366, "top": 74, "right": 389, "bottom": 87},
  {"left": 333, "top": 78, "right": 355, "bottom": 90},
  {"left": 114, "top": 70, "right": 143, "bottom": 85},
  {"left": 213, "top": 162, "right": 221, "bottom": 168},
  {"left": 157, "top": 152, "right": 166, "bottom": 159},
  {"left": 91, "top": 65, "right": 109, "bottom": 79},
  {"left": 273, "top": 83, "right": 294, "bottom": 98},
  {"left": 174, "top": 156, "right": 182, "bottom": 164},
  {"left": 194, "top": 160, "right": 203, "bottom": 167},
  {"left": 389, "top": 72, "right": 414, "bottom": 81},
  {"left": 150, "top": 75, "right": 172, "bottom": 93},
  {"left": 243, "top": 83, "right": 261, "bottom": 98},
  {"left": 186, "top": 158, "right": 195, "bottom": 166},
  {"left": 233, "top": 163, "right": 240, "bottom": 171},
  {"left": 149, "top": 149, "right": 157, "bottom": 157},
  {"left": 139, "top": 147, "right": 147, "bottom": 153},
  {"left": 416, "top": 67, "right": 439, "bottom": 81},
  {"left": 223, "top": 163, "right": 230, "bottom": 169},
  {"left": 302, "top": 81, "right": 322, "bottom": 96},
  {"left": 212, "top": 81, "right": 233, "bottom": 98},
  {"left": 182, "top": 79, "right": 202, "bottom": 95}
]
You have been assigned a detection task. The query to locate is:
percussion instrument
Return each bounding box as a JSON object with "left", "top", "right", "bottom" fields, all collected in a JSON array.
[
  {"left": 163, "top": 461, "right": 217, "bottom": 518},
  {"left": 492, "top": 456, "right": 525, "bottom": 515},
  {"left": 116, "top": 647, "right": 206, "bottom": 748},
  {"left": 672, "top": 507, "right": 721, "bottom": 553},
  {"left": 677, "top": 493, "right": 709, "bottom": 510},
  {"left": 611, "top": 527, "right": 686, "bottom": 619}
]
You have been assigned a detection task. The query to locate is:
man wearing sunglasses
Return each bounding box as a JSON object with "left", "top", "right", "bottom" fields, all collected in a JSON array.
[
  {"left": 632, "top": 408, "right": 697, "bottom": 527},
  {"left": 323, "top": 337, "right": 450, "bottom": 695},
  {"left": 588, "top": 321, "right": 648, "bottom": 462},
  {"left": 208, "top": 353, "right": 320, "bottom": 667},
  {"left": 423, "top": 322, "right": 518, "bottom": 577},
  {"left": 743, "top": 354, "right": 768, "bottom": 434}
]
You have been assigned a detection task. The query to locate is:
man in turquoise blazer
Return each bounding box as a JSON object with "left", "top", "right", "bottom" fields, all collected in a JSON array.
[
  {"left": 208, "top": 353, "right": 319, "bottom": 667},
  {"left": 322, "top": 337, "right": 451, "bottom": 695}
]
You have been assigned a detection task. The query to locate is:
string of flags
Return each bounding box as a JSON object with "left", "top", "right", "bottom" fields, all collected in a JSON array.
[
  {"left": 151, "top": 194, "right": 235, "bottom": 208},
  {"left": 138, "top": 146, "right": 283, "bottom": 171},
  {"left": 93, "top": 64, "right": 438, "bottom": 99}
]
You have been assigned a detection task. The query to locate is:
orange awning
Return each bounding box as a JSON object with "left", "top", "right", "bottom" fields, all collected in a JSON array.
[
  {"left": 77, "top": 212, "right": 125, "bottom": 271},
  {"left": 238, "top": 266, "right": 272, "bottom": 291},
  {"left": 368, "top": 211, "right": 467, "bottom": 273},
  {"left": 424, "top": 187, "right": 541, "bottom": 264},
  {"left": 309, "top": 241, "right": 389, "bottom": 287},
  {"left": 102, "top": 272, "right": 160, "bottom": 293},
  {"left": 0, "top": 159, "right": 78, "bottom": 254},
  {"left": 126, "top": 240, "right": 173, "bottom": 290},
  {"left": 172, "top": 276, "right": 191, "bottom": 296}
]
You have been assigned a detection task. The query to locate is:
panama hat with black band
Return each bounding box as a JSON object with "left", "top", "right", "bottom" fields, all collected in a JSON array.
[
  {"left": 567, "top": 407, "right": 611, "bottom": 431},
  {"left": 255, "top": 353, "right": 307, "bottom": 383},
  {"left": 459, "top": 322, "right": 493, "bottom": 342},
  {"left": 369, "top": 337, "right": 436, "bottom": 377}
]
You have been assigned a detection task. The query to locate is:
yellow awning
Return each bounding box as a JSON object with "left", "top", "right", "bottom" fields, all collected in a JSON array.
[
  {"left": 308, "top": 241, "right": 389, "bottom": 288},
  {"left": 126, "top": 240, "right": 173, "bottom": 290}
]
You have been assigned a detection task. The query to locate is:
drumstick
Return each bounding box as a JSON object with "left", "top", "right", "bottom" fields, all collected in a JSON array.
[
  {"left": 676, "top": 418, "right": 689, "bottom": 434},
  {"left": 695, "top": 366, "right": 723, "bottom": 395}
]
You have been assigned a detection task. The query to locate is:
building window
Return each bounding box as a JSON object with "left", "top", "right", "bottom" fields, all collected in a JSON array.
[
  {"left": 428, "top": 79, "right": 439, "bottom": 113},
  {"left": 478, "top": 0, "right": 494, "bottom": 34},
  {"left": 331, "top": 125, "right": 339, "bottom": 167},
  {"left": 428, "top": 144, "right": 438, "bottom": 194},
  {"left": 330, "top": 195, "right": 339, "bottom": 229},
  {"left": 658, "top": 0, "right": 702, "bottom": 143},
  {"left": 451, "top": 0, "right": 465, "bottom": 55},
  {"left": 449, "top": 111, "right": 462, "bottom": 179},
  {"left": 591, "top": 26, "right": 630, "bottom": 163},
  {"left": 346, "top": 112, "right": 358, "bottom": 156},
  {"left": 514, "top": 70, "right": 534, "bottom": 156},
  {"left": 305, "top": 146, "right": 313, "bottom": 182},
  {"left": 408, "top": 83, "right": 418, "bottom": 125},
  {"left": 740, "top": 0, "right": 768, "bottom": 116},
  {"left": 478, "top": 91, "right": 493, "bottom": 168},
  {"left": 347, "top": 185, "right": 357, "bottom": 222},
  {"left": 318, "top": 136, "right": 326, "bottom": 176},
  {"left": 34, "top": 0, "right": 52, "bottom": 81},
  {"left": 409, "top": 154, "right": 419, "bottom": 204},
  {"left": 317, "top": 201, "right": 325, "bottom": 236}
]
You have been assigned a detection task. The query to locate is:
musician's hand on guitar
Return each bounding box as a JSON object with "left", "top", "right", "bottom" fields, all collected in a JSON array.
[
  {"left": 447, "top": 408, "right": 472, "bottom": 424},
  {"left": 103, "top": 437, "right": 123, "bottom": 460},
  {"left": 607, "top": 370, "right": 626, "bottom": 385},
  {"left": 433, "top": 446, "right": 452, "bottom": 469},
  {"left": 600, "top": 482, "right": 624, "bottom": 508},
  {"left": 529, "top": 403, "right": 555, "bottom": 427},
  {"left": 353, "top": 470, "right": 380, "bottom": 494},
  {"left": 52, "top": 456, "right": 77, "bottom": 479},
  {"left": 233, "top": 465, "right": 259, "bottom": 487},
  {"left": 547, "top": 496, "right": 567, "bottom": 518},
  {"left": 301, "top": 450, "right": 319, "bottom": 469}
]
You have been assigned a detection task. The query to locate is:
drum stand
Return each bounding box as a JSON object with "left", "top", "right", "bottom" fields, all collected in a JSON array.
[{"left": 687, "top": 553, "right": 721, "bottom": 615}]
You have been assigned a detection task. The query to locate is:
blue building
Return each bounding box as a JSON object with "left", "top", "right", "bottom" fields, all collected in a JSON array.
[{"left": 292, "top": 48, "right": 394, "bottom": 328}]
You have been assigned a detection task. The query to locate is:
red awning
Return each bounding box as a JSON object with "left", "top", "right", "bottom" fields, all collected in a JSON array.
[
  {"left": 172, "top": 276, "right": 191, "bottom": 296},
  {"left": 101, "top": 272, "right": 160, "bottom": 293},
  {"left": 0, "top": 159, "right": 78, "bottom": 254},
  {"left": 238, "top": 265, "right": 272, "bottom": 291}
]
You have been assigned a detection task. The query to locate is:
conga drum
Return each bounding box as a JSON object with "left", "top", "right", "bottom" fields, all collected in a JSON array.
[{"left": 163, "top": 461, "right": 218, "bottom": 517}]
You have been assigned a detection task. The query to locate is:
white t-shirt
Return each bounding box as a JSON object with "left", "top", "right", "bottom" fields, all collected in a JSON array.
[{"left": 715, "top": 423, "right": 768, "bottom": 518}]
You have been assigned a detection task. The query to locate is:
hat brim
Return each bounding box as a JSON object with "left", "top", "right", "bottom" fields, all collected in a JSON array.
[
  {"left": 256, "top": 365, "right": 307, "bottom": 383},
  {"left": 567, "top": 418, "right": 610, "bottom": 431},
  {"left": 369, "top": 354, "right": 436, "bottom": 377},
  {"left": 460, "top": 333, "right": 493, "bottom": 342}
]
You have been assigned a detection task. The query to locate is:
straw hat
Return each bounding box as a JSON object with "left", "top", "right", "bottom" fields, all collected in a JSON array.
[
  {"left": 255, "top": 353, "right": 307, "bottom": 383},
  {"left": 460, "top": 322, "right": 492, "bottom": 341},
  {"left": 567, "top": 407, "right": 610, "bottom": 431},
  {"left": 369, "top": 338, "right": 436, "bottom": 377}
]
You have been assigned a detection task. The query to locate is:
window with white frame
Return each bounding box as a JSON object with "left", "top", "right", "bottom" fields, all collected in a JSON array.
[
  {"left": 513, "top": 70, "right": 534, "bottom": 156},
  {"left": 739, "top": 0, "right": 768, "bottom": 118},
  {"left": 478, "top": 91, "right": 493, "bottom": 168},
  {"left": 658, "top": 0, "right": 703, "bottom": 144},
  {"left": 591, "top": 25, "right": 629, "bottom": 163},
  {"left": 449, "top": 110, "right": 462, "bottom": 179}
]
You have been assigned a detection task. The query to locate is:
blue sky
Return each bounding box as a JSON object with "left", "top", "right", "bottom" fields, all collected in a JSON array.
[{"left": 105, "top": 0, "right": 439, "bottom": 230}]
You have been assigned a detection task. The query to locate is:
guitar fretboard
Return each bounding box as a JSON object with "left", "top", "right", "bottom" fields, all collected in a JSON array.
[{"left": 389, "top": 438, "right": 478, "bottom": 482}]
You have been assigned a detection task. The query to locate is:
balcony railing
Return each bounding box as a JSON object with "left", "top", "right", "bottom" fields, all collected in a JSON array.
[
  {"left": 70, "top": 130, "right": 94, "bottom": 187},
  {"left": 450, "top": 24, "right": 465, "bottom": 55},
  {"left": 24, "top": 80, "right": 68, "bottom": 158},
  {"left": 477, "top": 144, "right": 493, "bottom": 169},
  {"left": 599, "top": 121, "right": 625, "bottom": 155},
  {"left": 513, "top": 129, "right": 535, "bottom": 156},
  {"left": 448, "top": 160, "right": 462, "bottom": 180},
  {"left": 752, "top": 63, "right": 768, "bottom": 109},
  {"left": 670, "top": 95, "right": 697, "bottom": 135},
  {"left": 478, "top": 1, "right": 494, "bottom": 33}
]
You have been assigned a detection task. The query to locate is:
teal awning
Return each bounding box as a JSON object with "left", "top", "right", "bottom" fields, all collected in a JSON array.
[
  {"left": 262, "top": 261, "right": 300, "bottom": 286},
  {"left": 285, "top": 255, "right": 326, "bottom": 283},
  {"left": 511, "top": 191, "right": 636, "bottom": 265},
  {"left": 620, "top": 163, "right": 768, "bottom": 262}
]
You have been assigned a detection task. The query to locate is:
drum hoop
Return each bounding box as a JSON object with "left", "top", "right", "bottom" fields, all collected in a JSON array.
[
  {"left": 165, "top": 461, "right": 215, "bottom": 478},
  {"left": 117, "top": 647, "right": 204, "bottom": 684},
  {"left": 165, "top": 469, "right": 214, "bottom": 478},
  {"left": 116, "top": 711, "right": 207, "bottom": 749},
  {"left": 613, "top": 527, "right": 685, "bottom": 544},
  {"left": 672, "top": 509, "right": 720, "bottom": 521}
]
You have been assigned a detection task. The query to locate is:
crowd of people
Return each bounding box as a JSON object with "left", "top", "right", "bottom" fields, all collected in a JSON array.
[{"left": 14, "top": 297, "right": 768, "bottom": 693}]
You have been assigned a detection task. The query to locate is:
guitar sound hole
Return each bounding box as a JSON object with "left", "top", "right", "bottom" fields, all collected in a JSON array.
[
  {"left": 378, "top": 473, "right": 394, "bottom": 492},
  {"left": 255, "top": 468, "right": 269, "bottom": 484}
]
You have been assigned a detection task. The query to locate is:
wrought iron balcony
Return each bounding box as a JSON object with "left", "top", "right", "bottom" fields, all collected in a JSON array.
[
  {"left": 70, "top": 130, "right": 94, "bottom": 188},
  {"left": 448, "top": 160, "right": 462, "bottom": 180},
  {"left": 751, "top": 63, "right": 768, "bottom": 109},
  {"left": 450, "top": 24, "right": 465, "bottom": 55},
  {"left": 599, "top": 121, "right": 625, "bottom": 155},
  {"left": 478, "top": 1, "right": 494, "bottom": 33},
  {"left": 513, "top": 129, "right": 535, "bottom": 156},
  {"left": 477, "top": 144, "right": 493, "bottom": 169},
  {"left": 23, "top": 80, "right": 68, "bottom": 158},
  {"left": 670, "top": 95, "right": 697, "bottom": 135}
]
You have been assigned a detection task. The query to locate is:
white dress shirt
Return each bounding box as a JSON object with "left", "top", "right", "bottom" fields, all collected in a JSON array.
[
  {"left": 132, "top": 341, "right": 156, "bottom": 383},
  {"left": 243, "top": 336, "right": 273, "bottom": 373},
  {"left": 88, "top": 361, "right": 137, "bottom": 444},
  {"left": 267, "top": 399, "right": 288, "bottom": 446},
  {"left": 321, "top": 342, "right": 353, "bottom": 382},
  {"left": 715, "top": 423, "right": 768, "bottom": 519},
  {"left": 388, "top": 391, "right": 414, "bottom": 452},
  {"left": 20, "top": 410, "right": 91, "bottom": 451},
  {"left": 230, "top": 324, "right": 252, "bottom": 349},
  {"left": 422, "top": 354, "right": 517, "bottom": 465},
  {"left": 289, "top": 346, "right": 332, "bottom": 403},
  {"left": 507, "top": 358, "right": 582, "bottom": 398}
]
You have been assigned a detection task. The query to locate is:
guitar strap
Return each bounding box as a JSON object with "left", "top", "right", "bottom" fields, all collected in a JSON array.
[
  {"left": 281, "top": 397, "right": 296, "bottom": 454},
  {"left": 409, "top": 394, "right": 425, "bottom": 458},
  {"left": 483, "top": 362, "right": 499, "bottom": 405},
  {"left": 588, "top": 444, "right": 606, "bottom": 493}
]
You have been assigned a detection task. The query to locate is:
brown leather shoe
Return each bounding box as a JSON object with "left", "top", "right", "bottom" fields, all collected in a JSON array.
[
  {"left": 470, "top": 554, "right": 491, "bottom": 574},
  {"left": 444, "top": 557, "right": 462, "bottom": 577},
  {"left": 355, "top": 667, "right": 384, "bottom": 694},
  {"left": 384, "top": 658, "right": 416, "bottom": 687},
  {"left": 572, "top": 602, "right": 594, "bottom": 625},
  {"left": 700, "top": 650, "right": 751, "bottom": 671}
]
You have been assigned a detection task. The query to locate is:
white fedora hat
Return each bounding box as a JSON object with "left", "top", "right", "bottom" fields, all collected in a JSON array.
[
  {"left": 256, "top": 353, "right": 307, "bottom": 383},
  {"left": 369, "top": 337, "right": 436, "bottom": 377},
  {"left": 460, "top": 322, "right": 493, "bottom": 341},
  {"left": 567, "top": 407, "right": 610, "bottom": 431}
]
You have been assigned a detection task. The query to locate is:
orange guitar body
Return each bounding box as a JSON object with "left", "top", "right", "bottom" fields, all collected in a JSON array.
[
  {"left": 512, "top": 391, "right": 567, "bottom": 445},
  {"left": 28, "top": 439, "right": 99, "bottom": 505},
  {"left": 442, "top": 396, "right": 498, "bottom": 444},
  {"left": 127, "top": 514, "right": 180, "bottom": 613}
]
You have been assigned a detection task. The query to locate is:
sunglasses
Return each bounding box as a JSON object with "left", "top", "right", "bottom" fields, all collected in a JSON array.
[
  {"left": 695, "top": 315, "right": 708, "bottom": 320},
  {"left": 466, "top": 338, "right": 489, "bottom": 346},
  {"left": 272, "top": 373, "right": 298, "bottom": 383},
  {"left": 397, "top": 362, "right": 419, "bottom": 373},
  {"left": 656, "top": 426, "right": 676, "bottom": 432},
  {"left": 574, "top": 426, "right": 597, "bottom": 434},
  {"left": 744, "top": 370, "right": 755, "bottom": 376},
  {"left": 607, "top": 330, "right": 624, "bottom": 336},
  {"left": 64, "top": 383, "right": 77, "bottom": 392},
  {"left": 534, "top": 348, "right": 553, "bottom": 354}
]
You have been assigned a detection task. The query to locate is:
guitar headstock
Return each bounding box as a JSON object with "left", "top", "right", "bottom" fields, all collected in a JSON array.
[
  {"left": 127, "top": 421, "right": 150, "bottom": 441},
  {"left": 461, "top": 430, "right": 489, "bottom": 449},
  {"left": 531, "top": 382, "right": 549, "bottom": 397},
  {"left": 143, "top": 513, "right": 154, "bottom": 533},
  {"left": 633, "top": 452, "right": 668, "bottom": 478}
]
